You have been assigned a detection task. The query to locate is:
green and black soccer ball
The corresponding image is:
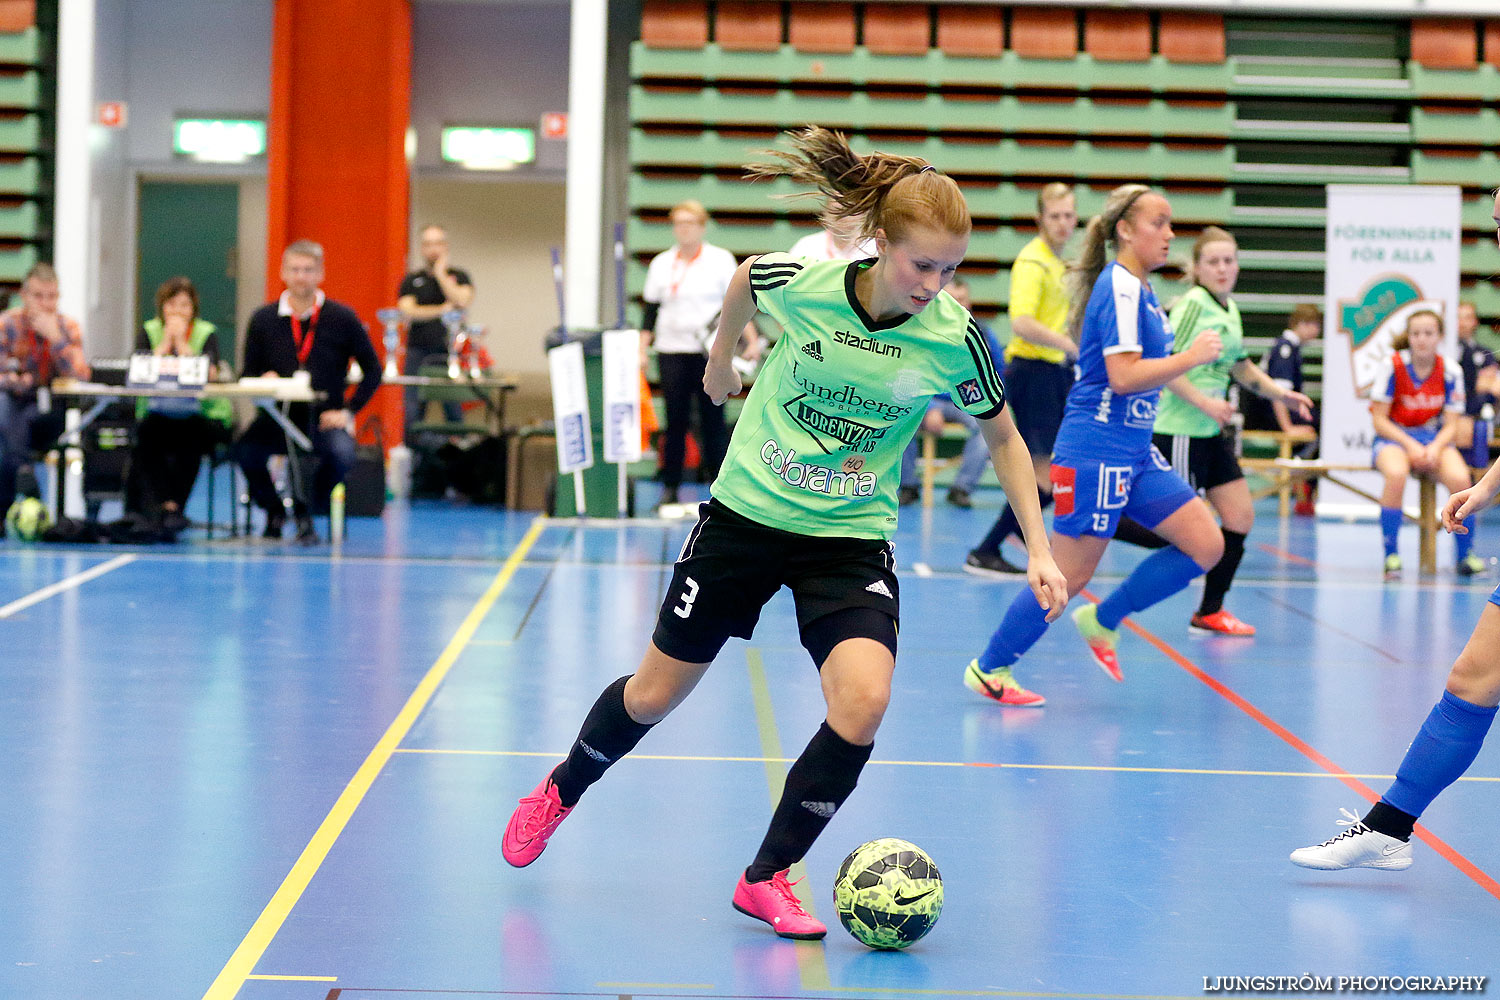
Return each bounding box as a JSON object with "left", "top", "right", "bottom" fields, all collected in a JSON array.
[
  {"left": 6, "top": 496, "right": 51, "bottom": 542},
  {"left": 832, "top": 838, "right": 943, "bottom": 950}
]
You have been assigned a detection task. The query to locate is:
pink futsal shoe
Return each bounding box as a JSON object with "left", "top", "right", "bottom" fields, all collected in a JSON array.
[
  {"left": 1072, "top": 603, "right": 1123, "bottom": 682},
  {"left": 502, "top": 774, "right": 574, "bottom": 868},
  {"left": 732, "top": 869, "right": 827, "bottom": 940}
]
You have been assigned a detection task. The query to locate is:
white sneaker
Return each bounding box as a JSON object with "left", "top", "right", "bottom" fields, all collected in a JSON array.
[{"left": 1290, "top": 807, "right": 1413, "bottom": 871}]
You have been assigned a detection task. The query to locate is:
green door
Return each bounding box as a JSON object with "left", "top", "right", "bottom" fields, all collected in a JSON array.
[{"left": 136, "top": 181, "right": 239, "bottom": 364}]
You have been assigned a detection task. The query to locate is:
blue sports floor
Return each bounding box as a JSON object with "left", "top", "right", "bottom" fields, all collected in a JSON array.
[{"left": 5, "top": 481, "right": 1499, "bottom": 1000}]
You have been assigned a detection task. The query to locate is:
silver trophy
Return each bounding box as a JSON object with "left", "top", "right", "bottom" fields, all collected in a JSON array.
[
  {"left": 376, "top": 308, "right": 403, "bottom": 379},
  {"left": 463, "top": 323, "right": 486, "bottom": 379},
  {"left": 441, "top": 308, "right": 464, "bottom": 380}
]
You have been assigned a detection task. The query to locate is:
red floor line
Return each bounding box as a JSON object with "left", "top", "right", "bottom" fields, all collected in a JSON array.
[
  {"left": 1079, "top": 588, "right": 1500, "bottom": 902},
  {"left": 1255, "top": 541, "right": 1319, "bottom": 567}
]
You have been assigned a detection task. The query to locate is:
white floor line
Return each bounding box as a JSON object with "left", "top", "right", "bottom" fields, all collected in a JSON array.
[{"left": 0, "top": 553, "right": 137, "bottom": 619}]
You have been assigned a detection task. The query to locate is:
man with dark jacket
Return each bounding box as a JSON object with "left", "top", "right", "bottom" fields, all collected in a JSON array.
[{"left": 235, "top": 240, "right": 381, "bottom": 544}]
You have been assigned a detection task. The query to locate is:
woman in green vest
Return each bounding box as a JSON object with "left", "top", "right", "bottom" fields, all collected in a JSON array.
[
  {"left": 1151, "top": 227, "right": 1313, "bottom": 635},
  {"left": 127, "top": 277, "right": 233, "bottom": 532}
]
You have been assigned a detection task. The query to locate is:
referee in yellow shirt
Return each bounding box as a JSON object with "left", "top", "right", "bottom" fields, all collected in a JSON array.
[{"left": 965, "top": 183, "right": 1078, "bottom": 576}]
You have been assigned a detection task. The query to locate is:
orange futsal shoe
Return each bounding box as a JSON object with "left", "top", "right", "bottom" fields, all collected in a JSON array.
[{"left": 1189, "top": 610, "right": 1256, "bottom": 637}]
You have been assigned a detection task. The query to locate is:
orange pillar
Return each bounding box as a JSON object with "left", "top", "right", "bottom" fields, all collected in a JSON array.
[{"left": 266, "top": 0, "right": 410, "bottom": 447}]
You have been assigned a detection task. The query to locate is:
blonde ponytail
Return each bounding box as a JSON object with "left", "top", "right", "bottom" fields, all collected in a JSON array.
[{"left": 1065, "top": 183, "right": 1153, "bottom": 340}]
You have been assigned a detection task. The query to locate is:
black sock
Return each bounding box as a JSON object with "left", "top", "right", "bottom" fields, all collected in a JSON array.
[
  {"left": 1363, "top": 799, "right": 1417, "bottom": 842},
  {"left": 745, "top": 722, "right": 873, "bottom": 882},
  {"left": 1112, "top": 516, "right": 1169, "bottom": 550},
  {"left": 1197, "top": 528, "right": 1247, "bottom": 617},
  {"left": 974, "top": 490, "right": 1050, "bottom": 556},
  {"left": 549, "top": 676, "right": 655, "bottom": 807}
]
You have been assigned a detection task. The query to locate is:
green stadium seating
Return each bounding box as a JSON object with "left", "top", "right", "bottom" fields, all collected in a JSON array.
[{"left": 0, "top": 112, "right": 38, "bottom": 152}]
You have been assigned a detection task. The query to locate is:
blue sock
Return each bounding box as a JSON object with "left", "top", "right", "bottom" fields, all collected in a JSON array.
[
  {"left": 1380, "top": 507, "right": 1402, "bottom": 557},
  {"left": 977, "top": 590, "right": 1053, "bottom": 671},
  {"left": 1095, "top": 546, "right": 1204, "bottom": 631},
  {"left": 1383, "top": 690, "right": 1497, "bottom": 818},
  {"left": 1456, "top": 522, "right": 1474, "bottom": 561}
]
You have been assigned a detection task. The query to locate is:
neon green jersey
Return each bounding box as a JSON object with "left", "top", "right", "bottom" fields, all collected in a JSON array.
[
  {"left": 1154, "top": 285, "right": 1246, "bottom": 438},
  {"left": 711, "top": 253, "right": 1006, "bottom": 539}
]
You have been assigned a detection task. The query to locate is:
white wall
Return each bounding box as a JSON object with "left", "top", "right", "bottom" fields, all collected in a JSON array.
[
  {"left": 84, "top": 0, "right": 575, "bottom": 375},
  {"left": 411, "top": 177, "right": 566, "bottom": 385}
]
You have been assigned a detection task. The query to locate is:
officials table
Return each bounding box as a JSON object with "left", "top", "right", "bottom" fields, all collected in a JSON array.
[
  {"left": 382, "top": 372, "right": 520, "bottom": 436},
  {"left": 49, "top": 377, "right": 322, "bottom": 524}
]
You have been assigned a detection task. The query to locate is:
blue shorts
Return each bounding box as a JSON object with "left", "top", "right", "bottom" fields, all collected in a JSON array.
[
  {"left": 1003, "top": 357, "right": 1074, "bottom": 457},
  {"left": 1049, "top": 446, "right": 1198, "bottom": 539},
  {"left": 1373, "top": 425, "right": 1437, "bottom": 464}
]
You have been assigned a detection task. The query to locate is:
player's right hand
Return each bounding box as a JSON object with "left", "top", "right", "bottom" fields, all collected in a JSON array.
[
  {"left": 1189, "top": 330, "right": 1223, "bottom": 366},
  {"left": 1445, "top": 481, "right": 1499, "bottom": 533},
  {"left": 702, "top": 361, "right": 741, "bottom": 406}
]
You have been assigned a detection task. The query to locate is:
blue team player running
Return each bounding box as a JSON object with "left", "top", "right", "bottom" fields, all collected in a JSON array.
[{"left": 964, "top": 184, "right": 1229, "bottom": 705}]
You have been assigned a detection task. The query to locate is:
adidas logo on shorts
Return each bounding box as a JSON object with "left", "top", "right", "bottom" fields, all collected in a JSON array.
[
  {"left": 865, "top": 580, "right": 893, "bottom": 599},
  {"left": 801, "top": 341, "right": 824, "bottom": 361}
]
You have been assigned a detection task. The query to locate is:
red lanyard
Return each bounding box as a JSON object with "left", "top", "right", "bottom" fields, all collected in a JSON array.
[
  {"left": 667, "top": 246, "right": 702, "bottom": 299},
  {"left": 289, "top": 302, "right": 321, "bottom": 365}
]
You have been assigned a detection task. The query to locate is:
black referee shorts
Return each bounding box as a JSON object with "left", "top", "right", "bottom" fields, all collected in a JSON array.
[
  {"left": 1153, "top": 430, "right": 1244, "bottom": 493},
  {"left": 1002, "top": 357, "right": 1074, "bottom": 457},
  {"left": 651, "top": 498, "right": 900, "bottom": 667}
]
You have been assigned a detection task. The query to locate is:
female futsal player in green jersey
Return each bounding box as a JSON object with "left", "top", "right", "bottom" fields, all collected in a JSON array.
[{"left": 502, "top": 127, "right": 1067, "bottom": 939}]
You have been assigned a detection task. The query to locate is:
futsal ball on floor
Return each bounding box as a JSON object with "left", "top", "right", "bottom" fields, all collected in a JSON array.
[
  {"left": 6, "top": 496, "right": 51, "bottom": 542},
  {"left": 833, "top": 838, "right": 943, "bottom": 950}
]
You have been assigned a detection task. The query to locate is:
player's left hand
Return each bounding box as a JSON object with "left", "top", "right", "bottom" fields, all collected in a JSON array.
[
  {"left": 1282, "top": 389, "right": 1314, "bottom": 422},
  {"left": 1201, "top": 397, "right": 1235, "bottom": 427},
  {"left": 703, "top": 360, "right": 741, "bottom": 405},
  {"left": 1026, "top": 551, "right": 1069, "bottom": 623}
]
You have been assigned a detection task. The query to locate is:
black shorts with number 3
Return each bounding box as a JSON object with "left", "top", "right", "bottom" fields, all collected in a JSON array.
[{"left": 651, "top": 498, "right": 900, "bottom": 665}]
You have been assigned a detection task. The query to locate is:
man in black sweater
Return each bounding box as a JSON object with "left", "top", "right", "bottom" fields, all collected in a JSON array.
[{"left": 235, "top": 240, "right": 382, "bottom": 544}]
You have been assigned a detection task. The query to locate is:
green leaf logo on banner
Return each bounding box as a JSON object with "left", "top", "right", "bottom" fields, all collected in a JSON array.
[{"left": 1339, "top": 277, "right": 1421, "bottom": 348}]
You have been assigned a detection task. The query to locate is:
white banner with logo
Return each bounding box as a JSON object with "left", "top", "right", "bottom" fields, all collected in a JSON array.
[
  {"left": 1321, "top": 184, "right": 1461, "bottom": 515},
  {"left": 548, "top": 340, "right": 594, "bottom": 474},
  {"left": 600, "top": 329, "right": 643, "bottom": 464}
]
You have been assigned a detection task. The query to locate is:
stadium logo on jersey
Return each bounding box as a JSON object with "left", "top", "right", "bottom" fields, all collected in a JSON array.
[
  {"left": 759, "top": 439, "right": 878, "bottom": 497},
  {"left": 834, "top": 330, "right": 902, "bottom": 359},
  {"left": 784, "top": 395, "right": 892, "bottom": 454},
  {"left": 955, "top": 379, "right": 984, "bottom": 405},
  {"left": 790, "top": 361, "right": 913, "bottom": 421},
  {"left": 802, "top": 341, "right": 824, "bottom": 362},
  {"left": 1050, "top": 464, "right": 1076, "bottom": 516}
]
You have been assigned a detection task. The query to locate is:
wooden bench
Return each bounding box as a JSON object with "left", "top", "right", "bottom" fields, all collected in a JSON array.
[
  {"left": 918, "top": 421, "right": 974, "bottom": 508},
  {"left": 1268, "top": 457, "right": 1442, "bottom": 574}
]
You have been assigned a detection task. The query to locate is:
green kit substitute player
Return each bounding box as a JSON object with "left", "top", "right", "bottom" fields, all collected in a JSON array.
[
  {"left": 502, "top": 126, "right": 1067, "bottom": 939},
  {"left": 1152, "top": 226, "right": 1312, "bottom": 635}
]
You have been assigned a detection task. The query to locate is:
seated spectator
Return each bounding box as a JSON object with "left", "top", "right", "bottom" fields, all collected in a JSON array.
[
  {"left": 1454, "top": 300, "right": 1498, "bottom": 462},
  {"left": 897, "top": 278, "right": 997, "bottom": 508},
  {"left": 1370, "top": 309, "right": 1478, "bottom": 578},
  {"left": 234, "top": 240, "right": 381, "bottom": 544},
  {"left": 124, "top": 277, "right": 233, "bottom": 534},
  {"left": 0, "top": 263, "right": 89, "bottom": 529},
  {"left": 1245, "top": 303, "right": 1320, "bottom": 514}
]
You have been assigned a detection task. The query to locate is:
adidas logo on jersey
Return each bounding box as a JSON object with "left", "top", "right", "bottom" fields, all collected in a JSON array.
[
  {"left": 801, "top": 341, "right": 824, "bottom": 361},
  {"left": 865, "top": 579, "right": 893, "bottom": 599}
]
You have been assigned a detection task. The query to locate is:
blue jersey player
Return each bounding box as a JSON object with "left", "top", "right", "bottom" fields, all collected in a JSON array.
[{"left": 963, "top": 184, "right": 1229, "bottom": 706}]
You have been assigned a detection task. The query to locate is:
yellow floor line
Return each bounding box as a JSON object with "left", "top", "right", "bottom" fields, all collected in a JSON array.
[
  {"left": 745, "top": 647, "right": 832, "bottom": 991},
  {"left": 200, "top": 517, "right": 547, "bottom": 1000}
]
